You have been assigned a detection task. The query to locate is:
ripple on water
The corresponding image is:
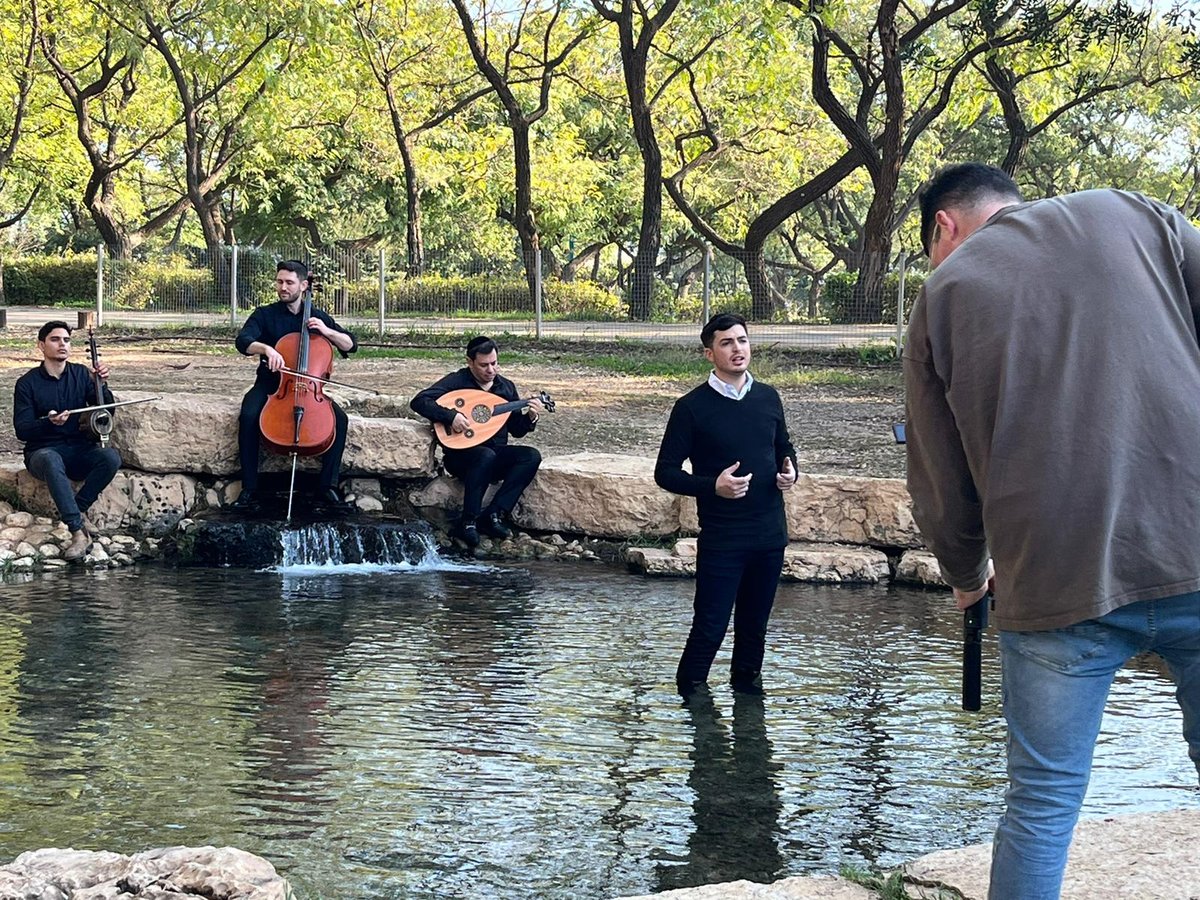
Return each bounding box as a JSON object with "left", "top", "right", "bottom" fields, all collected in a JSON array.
[{"left": 0, "top": 564, "right": 1193, "bottom": 898}]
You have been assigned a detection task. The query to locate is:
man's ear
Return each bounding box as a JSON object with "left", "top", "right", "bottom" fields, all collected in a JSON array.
[{"left": 935, "top": 208, "right": 957, "bottom": 242}]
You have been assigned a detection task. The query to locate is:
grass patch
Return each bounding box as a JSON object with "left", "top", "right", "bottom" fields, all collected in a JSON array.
[{"left": 840, "top": 865, "right": 964, "bottom": 899}]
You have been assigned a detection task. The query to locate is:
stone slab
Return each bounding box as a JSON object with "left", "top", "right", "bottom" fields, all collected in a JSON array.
[
  {"left": 628, "top": 540, "right": 891, "bottom": 583},
  {"left": 107, "top": 391, "right": 436, "bottom": 477},
  {"left": 903, "top": 808, "right": 1200, "bottom": 900},
  {"left": 510, "top": 452, "right": 681, "bottom": 538},
  {"left": 895, "top": 549, "right": 946, "bottom": 587},
  {"left": 613, "top": 875, "right": 875, "bottom": 899},
  {"left": 679, "top": 473, "right": 921, "bottom": 548}
]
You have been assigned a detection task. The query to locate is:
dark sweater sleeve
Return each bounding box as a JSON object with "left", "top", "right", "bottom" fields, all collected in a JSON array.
[
  {"left": 410, "top": 371, "right": 465, "bottom": 426},
  {"left": 315, "top": 309, "right": 357, "bottom": 359},
  {"left": 772, "top": 389, "right": 797, "bottom": 473},
  {"left": 235, "top": 308, "right": 264, "bottom": 356},
  {"left": 502, "top": 378, "right": 535, "bottom": 439},
  {"left": 13, "top": 374, "right": 53, "bottom": 444},
  {"left": 655, "top": 397, "right": 716, "bottom": 498}
]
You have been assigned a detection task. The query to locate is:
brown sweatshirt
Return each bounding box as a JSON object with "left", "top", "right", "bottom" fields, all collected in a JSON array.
[{"left": 904, "top": 189, "right": 1200, "bottom": 630}]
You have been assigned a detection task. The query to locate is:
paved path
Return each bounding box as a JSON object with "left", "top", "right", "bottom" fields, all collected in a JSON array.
[{"left": 1, "top": 306, "right": 902, "bottom": 349}]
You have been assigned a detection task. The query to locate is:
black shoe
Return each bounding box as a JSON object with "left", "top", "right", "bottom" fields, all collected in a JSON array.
[
  {"left": 731, "top": 674, "right": 766, "bottom": 696},
  {"left": 478, "top": 511, "right": 512, "bottom": 540},
  {"left": 317, "top": 487, "right": 354, "bottom": 512},
  {"left": 677, "top": 679, "right": 709, "bottom": 700},
  {"left": 229, "top": 489, "right": 257, "bottom": 511},
  {"left": 455, "top": 521, "right": 480, "bottom": 548}
]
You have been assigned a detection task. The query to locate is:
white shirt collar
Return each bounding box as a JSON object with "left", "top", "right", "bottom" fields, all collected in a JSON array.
[{"left": 708, "top": 370, "right": 753, "bottom": 400}]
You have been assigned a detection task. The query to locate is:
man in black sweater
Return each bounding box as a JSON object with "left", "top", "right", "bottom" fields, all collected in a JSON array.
[
  {"left": 410, "top": 336, "right": 544, "bottom": 547},
  {"left": 13, "top": 320, "right": 121, "bottom": 560},
  {"left": 232, "top": 260, "right": 357, "bottom": 512},
  {"left": 655, "top": 313, "right": 798, "bottom": 697}
]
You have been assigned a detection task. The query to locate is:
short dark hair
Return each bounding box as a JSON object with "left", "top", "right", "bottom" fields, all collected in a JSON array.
[
  {"left": 277, "top": 259, "right": 309, "bottom": 281},
  {"left": 466, "top": 336, "right": 497, "bottom": 359},
  {"left": 919, "top": 163, "right": 1023, "bottom": 256},
  {"left": 38, "top": 320, "right": 72, "bottom": 342},
  {"left": 701, "top": 312, "right": 747, "bottom": 349}
]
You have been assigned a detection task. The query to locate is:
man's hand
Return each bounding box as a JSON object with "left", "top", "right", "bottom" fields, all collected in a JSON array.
[
  {"left": 451, "top": 412, "right": 471, "bottom": 434},
  {"left": 524, "top": 396, "right": 545, "bottom": 423},
  {"left": 264, "top": 347, "right": 286, "bottom": 372},
  {"left": 954, "top": 558, "right": 995, "bottom": 609},
  {"left": 715, "top": 461, "right": 752, "bottom": 499},
  {"left": 93, "top": 361, "right": 110, "bottom": 381},
  {"left": 48, "top": 409, "right": 70, "bottom": 426},
  {"left": 307, "top": 317, "right": 332, "bottom": 338},
  {"left": 776, "top": 457, "right": 796, "bottom": 490}
]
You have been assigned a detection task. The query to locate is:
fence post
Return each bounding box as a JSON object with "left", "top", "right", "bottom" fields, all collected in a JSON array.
[
  {"left": 96, "top": 245, "right": 105, "bottom": 328},
  {"left": 896, "top": 251, "right": 907, "bottom": 355},
  {"left": 378, "top": 247, "right": 386, "bottom": 335},
  {"left": 230, "top": 244, "right": 239, "bottom": 327},
  {"left": 702, "top": 243, "right": 712, "bottom": 324},
  {"left": 534, "top": 246, "right": 543, "bottom": 340}
]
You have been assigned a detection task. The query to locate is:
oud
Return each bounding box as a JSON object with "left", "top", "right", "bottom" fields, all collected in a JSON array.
[{"left": 433, "top": 389, "right": 554, "bottom": 450}]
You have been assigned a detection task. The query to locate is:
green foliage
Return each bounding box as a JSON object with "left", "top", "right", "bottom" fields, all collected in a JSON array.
[
  {"left": 107, "top": 256, "right": 216, "bottom": 311},
  {"left": 823, "top": 271, "right": 923, "bottom": 325},
  {"left": 3, "top": 255, "right": 96, "bottom": 305},
  {"left": 328, "top": 273, "right": 626, "bottom": 320}
]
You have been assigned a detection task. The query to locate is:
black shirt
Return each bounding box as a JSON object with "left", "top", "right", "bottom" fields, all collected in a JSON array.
[
  {"left": 235, "top": 300, "right": 357, "bottom": 391},
  {"left": 13, "top": 362, "right": 115, "bottom": 458},
  {"left": 410, "top": 368, "right": 536, "bottom": 451},
  {"left": 655, "top": 380, "right": 796, "bottom": 551}
]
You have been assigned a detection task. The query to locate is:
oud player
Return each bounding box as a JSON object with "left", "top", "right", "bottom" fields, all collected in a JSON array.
[{"left": 410, "top": 335, "right": 543, "bottom": 547}]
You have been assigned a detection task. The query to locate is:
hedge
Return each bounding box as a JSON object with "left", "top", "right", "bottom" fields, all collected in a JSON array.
[
  {"left": 822, "top": 270, "right": 924, "bottom": 324},
  {"left": 3, "top": 255, "right": 96, "bottom": 306}
]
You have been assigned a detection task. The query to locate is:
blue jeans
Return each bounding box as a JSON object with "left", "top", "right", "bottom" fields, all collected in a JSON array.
[
  {"left": 26, "top": 444, "right": 121, "bottom": 532},
  {"left": 990, "top": 592, "right": 1200, "bottom": 899},
  {"left": 676, "top": 544, "right": 786, "bottom": 691}
]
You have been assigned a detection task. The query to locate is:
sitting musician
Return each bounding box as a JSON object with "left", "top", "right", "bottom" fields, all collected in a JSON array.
[
  {"left": 12, "top": 321, "right": 121, "bottom": 560},
  {"left": 231, "top": 260, "right": 357, "bottom": 511},
  {"left": 410, "top": 336, "right": 543, "bottom": 546}
]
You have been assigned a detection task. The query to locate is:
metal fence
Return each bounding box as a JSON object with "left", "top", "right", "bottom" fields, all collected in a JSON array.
[{"left": 85, "top": 242, "right": 917, "bottom": 349}]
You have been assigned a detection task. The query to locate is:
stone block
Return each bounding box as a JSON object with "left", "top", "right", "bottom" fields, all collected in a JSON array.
[
  {"left": 895, "top": 550, "right": 946, "bottom": 586},
  {"left": 18, "top": 469, "right": 200, "bottom": 536},
  {"left": 628, "top": 541, "right": 891, "bottom": 583},
  {"left": 681, "top": 474, "right": 922, "bottom": 548},
  {"left": 105, "top": 391, "right": 436, "bottom": 478},
  {"left": 516, "top": 452, "right": 680, "bottom": 538}
]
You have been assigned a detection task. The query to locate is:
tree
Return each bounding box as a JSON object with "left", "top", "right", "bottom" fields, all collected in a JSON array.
[{"left": 449, "top": 0, "right": 592, "bottom": 297}]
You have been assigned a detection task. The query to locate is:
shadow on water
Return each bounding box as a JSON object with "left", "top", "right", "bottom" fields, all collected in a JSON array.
[{"left": 0, "top": 562, "right": 1194, "bottom": 899}]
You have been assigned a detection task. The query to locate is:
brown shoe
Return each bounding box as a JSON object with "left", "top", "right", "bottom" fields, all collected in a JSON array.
[{"left": 64, "top": 529, "right": 91, "bottom": 561}]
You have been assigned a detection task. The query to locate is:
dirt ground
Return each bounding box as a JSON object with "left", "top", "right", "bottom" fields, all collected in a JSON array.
[{"left": 0, "top": 340, "right": 907, "bottom": 479}]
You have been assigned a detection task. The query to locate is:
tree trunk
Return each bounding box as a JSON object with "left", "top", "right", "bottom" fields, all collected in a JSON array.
[
  {"left": 399, "top": 132, "right": 425, "bottom": 276},
  {"left": 512, "top": 120, "right": 540, "bottom": 301}
]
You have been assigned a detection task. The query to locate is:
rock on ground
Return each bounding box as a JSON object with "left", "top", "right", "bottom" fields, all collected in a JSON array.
[
  {"left": 0, "top": 845, "right": 289, "bottom": 900},
  {"left": 903, "top": 808, "right": 1200, "bottom": 899}
]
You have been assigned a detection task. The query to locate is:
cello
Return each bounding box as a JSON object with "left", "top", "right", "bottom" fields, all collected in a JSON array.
[{"left": 258, "top": 269, "right": 336, "bottom": 521}]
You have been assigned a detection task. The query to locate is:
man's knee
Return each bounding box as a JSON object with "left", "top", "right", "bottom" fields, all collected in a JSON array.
[
  {"left": 27, "top": 448, "right": 67, "bottom": 478},
  {"left": 96, "top": 448, "right": 122, "bottom": 477}
]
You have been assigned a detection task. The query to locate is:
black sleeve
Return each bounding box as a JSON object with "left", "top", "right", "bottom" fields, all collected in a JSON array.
[
  {"left": 315, "top": 309, "right": 357, "bottom": 358},
  {"left": 654, "top": 398, "right": 714, "bottom": 498},
  {"left": 503, "top": 378, "right": 535, "bottom": 439},
  {"left": 771, "top": 390, "right": 797, "bottom": 473},
  {"left": 235, "top": 308, "right": 265, "bottom": 355},
  {"left": 13, "top": 375, "right": 53, "bottom": 444},
  {"left": 410, "top": 371, "right": 464, "bottom": 426}
]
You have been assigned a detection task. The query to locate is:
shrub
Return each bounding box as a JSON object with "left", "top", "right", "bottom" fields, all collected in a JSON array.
[
  {"left": 822, "top": 270, "right": 924, "bottom": 324},
  {"left": 3, "top": 254, "right": 96, "bottom": 306}
]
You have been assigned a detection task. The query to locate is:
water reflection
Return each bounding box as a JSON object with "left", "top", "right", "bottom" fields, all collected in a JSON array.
[
  {"left": 656, "top": 693, "right": 786, "bottom": 890},
  {"left": 0, "top": 565, "right": 1192, "bottom": 899}
]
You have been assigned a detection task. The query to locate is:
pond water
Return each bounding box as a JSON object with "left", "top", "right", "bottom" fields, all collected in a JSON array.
[{"left": 0, "top": 561, "right": 1194, "bottom": 899}]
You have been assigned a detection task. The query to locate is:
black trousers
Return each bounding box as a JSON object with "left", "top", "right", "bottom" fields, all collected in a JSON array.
[
  {"left": 442, "top": 444, "right": 541, "bottom": 522},
  {"left": 238, "top": 382, "right": 348, "bottom": 491},
  {"left": 676, "top": 544, "right": 786, "bottom": 689}
]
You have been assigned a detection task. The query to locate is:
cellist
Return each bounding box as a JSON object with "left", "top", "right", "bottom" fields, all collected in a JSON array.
[{"left": 231, "top": 260, "right": 357, "bottom": 512}]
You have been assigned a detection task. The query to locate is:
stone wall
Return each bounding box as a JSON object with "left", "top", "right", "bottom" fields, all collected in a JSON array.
[{"left": 7, "top": 393, "right": 948, "bottom": 585}]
